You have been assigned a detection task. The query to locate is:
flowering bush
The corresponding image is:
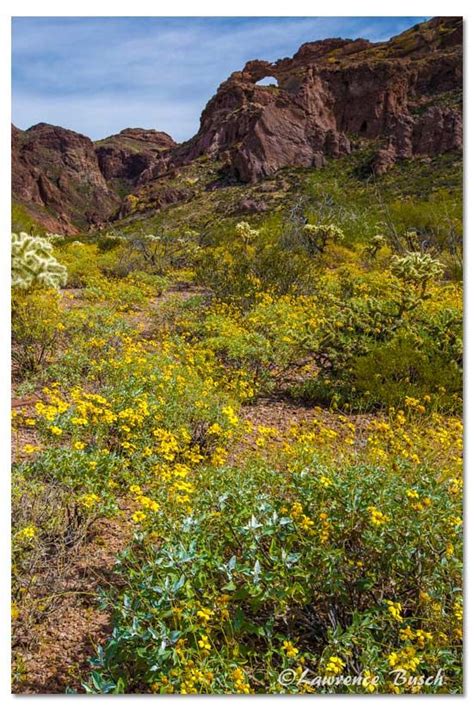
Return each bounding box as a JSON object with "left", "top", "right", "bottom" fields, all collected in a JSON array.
[{"left": 83, "top": 408, "right": 462, "bottom": 693}]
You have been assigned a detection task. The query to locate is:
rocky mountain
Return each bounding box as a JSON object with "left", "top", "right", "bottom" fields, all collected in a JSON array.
[
  {"left": 12, "top": 16, "right": 462, "bottom": 234},
  {"left": 167, "top": 15, "right": 462, "bottom": 181},
  {"left": 12, "top": 125, "right": 175, "bottom": 233},
  {"left": 95, "top": 128, "right": 175, "bottom": 185},
  {"left": 12, "top": 123, "right": 120, "bottom": 233}
]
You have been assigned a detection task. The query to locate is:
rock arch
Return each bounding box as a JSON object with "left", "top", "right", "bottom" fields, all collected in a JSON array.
[{"left": 255, "top": 76, "right": 279, "bottom": 87}]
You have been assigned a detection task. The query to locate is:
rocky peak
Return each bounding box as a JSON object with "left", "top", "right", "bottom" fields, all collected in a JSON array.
[
  {"left": 12, "top": 123, "right": 120, "bottom": 233},
  {"left": 168, "top": 16, "right": 462, "bottom": 182},
  {"left": 94, "top": 128, "right": 176, "bottom": 183}
]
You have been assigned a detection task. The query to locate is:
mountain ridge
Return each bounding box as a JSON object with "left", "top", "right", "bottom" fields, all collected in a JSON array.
[{"left": 12, "top": 16, "right": 462, "bottom": 234}]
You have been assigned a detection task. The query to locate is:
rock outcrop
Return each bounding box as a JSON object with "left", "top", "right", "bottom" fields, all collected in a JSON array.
[
  {"left": 168, "top": 16, "right": 462, "bottom": 182},
  {"left": 95, "top": 128, "right": 176, "bottom": 183},
  {"left": 12, "top": 123, "right": 120, "bottom": 233}
]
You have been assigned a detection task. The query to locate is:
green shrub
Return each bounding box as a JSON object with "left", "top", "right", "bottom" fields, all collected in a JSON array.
[
  {"left": 12, "top": 289, "right": 65, "bottom": 374},
  {"left": 84, "top": 451, "right": 462, "bottom": 693}
]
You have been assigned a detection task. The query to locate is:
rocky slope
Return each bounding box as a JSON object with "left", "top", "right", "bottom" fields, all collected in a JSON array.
[
  {"left": 12, "top": 16, "right": 462, "bottom": 233},
  {"left": 167, "top": 15, "right": 462, "bottom": 182},
  {"left": 12, "top": 123, "right": 120, "bottom": 233}
]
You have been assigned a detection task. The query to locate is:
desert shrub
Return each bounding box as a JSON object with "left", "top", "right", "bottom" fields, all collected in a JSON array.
[
  {"left": 32, "top": 332, "right": 247, "bottom": 467},
  {"left": 184, "top": 295, "right": 322, "bottom": 394},
  {"left": 83, "top": 275, "right": 150, "bottom": 311},
  {"left": 351, "top": 330, "right": 462, "bottom": 411},
  {"left": 84, "top": 435, "right": 462, "bottom": 693},
  {"left": 12, "top": 471, "right": 89, "bottom": 628},
  {"left": 56, "top": 242, "right": 103, "bottom": 286},
  {"left": 196, "top": 219, "right": 321, "bottom": 307},
  {"left": 43, "top": 307, "right": 133, "bottom": 387},
  {"left": 11, "top": 443, "right": 120, "bottom": 647},
  {"left": 178, "top": 251, "right": 462, "bottom": 410},
  {"left": 384, "top": 195, "right": 462, "bottom": 254},
  {"left": 12, "top": 289, "right": 65, "bottom": 375}
]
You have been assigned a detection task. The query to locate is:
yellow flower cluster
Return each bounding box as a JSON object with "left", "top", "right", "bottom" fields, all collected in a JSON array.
[
  {"left": 78, "top": 493, "right": 100, "bottom": 508},
  {"left": 231, "top": 667, "right": 251, "bottom": 694},
  {"left": 196, "top": 608, "right": 213, "bottom": 624},
  {"left": 386, "top": 600, "right": 403, "bottom": 622},
  {"left": 367, "top": 506, "right": 389, "bottom": 526},
  {"left": 129, "top": 485, "right": 160, "bottom": 522},
  {"left": 290, "top": 501, "right": 316, "bottom": 536},
  {"left": 281, "top": 640, "right": 299, "bottom": 658},
  {"left": 387, "top": 646, "right": 421, "bottom": 672},
  {"left": 400, "top": 627, "right": 433, "bottom": 647},
  {"left": 197, "top": 634, "right": 211, "bottom": 652},
  {"left": 17, "top": 525, "right": 37, "bottom": 540},
  {"left": 362, "top": 670, "right": 377, "bottom": 693},
  {"left": 325, "top": 656, "right": 345, "bottom": 674}
]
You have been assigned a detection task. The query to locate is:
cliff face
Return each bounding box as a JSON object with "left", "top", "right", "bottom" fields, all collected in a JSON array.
[
  {"left": 171, "top": 16, "right": 462, "bottom": 181},
  {"left": 12, "top": 123, "right": 120, "bottom": 233},
  {"left": 12, "top": 16, "right": 463, "bottom": 232},
  {"left": 95, "top": 128, "right": 176, "bottom": 183}
]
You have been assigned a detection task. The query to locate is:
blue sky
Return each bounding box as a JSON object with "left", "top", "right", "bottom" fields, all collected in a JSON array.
[{"left": 12, "top": 16, "right": 429, "bottom": 143}]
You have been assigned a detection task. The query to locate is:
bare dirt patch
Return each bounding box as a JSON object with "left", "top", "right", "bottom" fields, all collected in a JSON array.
[{"left": 12, "top": 509, "right": 131, "bottom": 694}]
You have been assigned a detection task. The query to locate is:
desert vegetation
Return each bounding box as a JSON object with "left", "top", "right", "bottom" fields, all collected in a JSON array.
[{"left": 11, "top": 154, "right": 462, "bottom": 694}]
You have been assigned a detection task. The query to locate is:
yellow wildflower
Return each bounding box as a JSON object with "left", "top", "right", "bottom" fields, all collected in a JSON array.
[
  {"left": 281, "top": 640, "right": 299, "bottom": 658},
  {"left": 325, "top": 656, "right": 345, "bottom": 674},
  {"left": 132, "top": 510, "right": 147, "bottom": 524}
]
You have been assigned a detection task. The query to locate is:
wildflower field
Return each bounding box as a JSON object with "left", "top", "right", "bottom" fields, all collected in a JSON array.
[{"left": 11, "top": 162, "right": 463, "bottom": 694}]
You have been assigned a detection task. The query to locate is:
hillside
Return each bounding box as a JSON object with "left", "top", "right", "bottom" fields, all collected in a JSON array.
[{"left": 12, "top": 16, "right": 462, "bottom": 235}]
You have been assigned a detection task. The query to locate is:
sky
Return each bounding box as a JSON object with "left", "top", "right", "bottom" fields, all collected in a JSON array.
[{"left": 12, "top": 16, "right": 429, "bottom": 143}]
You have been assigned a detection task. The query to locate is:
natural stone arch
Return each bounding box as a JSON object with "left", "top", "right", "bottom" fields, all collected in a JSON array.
[{"left": 255, "top": 76, "right": 279, "bottom": 87}]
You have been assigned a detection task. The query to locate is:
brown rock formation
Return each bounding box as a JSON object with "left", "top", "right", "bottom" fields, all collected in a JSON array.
[
  {"left": 11, "top": 16, "right": 462, "bottom": 232},
  {"left": 12, "top": 123, "right": 120, "bottom": 233},
  {"left": 95, "top": 128, "right": 176, "bottom": 183},
  {"left": 169, "top": 16, "right": 462, "bottom": 182}
]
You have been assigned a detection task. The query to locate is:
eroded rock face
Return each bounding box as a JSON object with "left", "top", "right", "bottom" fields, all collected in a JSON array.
[
  {"left": 12, "top": 123, "right": 120, "bottom": 233},
  {"left": 12, "top": 125, "right": 176, "bottom": 233},
  {"left": 95, "top": 128, "right": 176, "bottom": 182},
  {"left": 172, "top": 16, "right": 462, "bottom": 182}
]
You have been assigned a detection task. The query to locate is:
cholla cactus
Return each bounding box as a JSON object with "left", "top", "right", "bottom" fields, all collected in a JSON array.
[
  {"left": 12, "top": 232, "right": 67, "bottom": 290},
  {"left": 391, "top": 252, "right": 444, "bottom": 288},
  {"left": 365, "top": 234, "right": 387, "bottom": 258},
  {"left": 302, "top": 223, "right": 344, "bottom": 254},
  {"left": 235, "top": 222, "right": 260, "bottom": 242}
]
